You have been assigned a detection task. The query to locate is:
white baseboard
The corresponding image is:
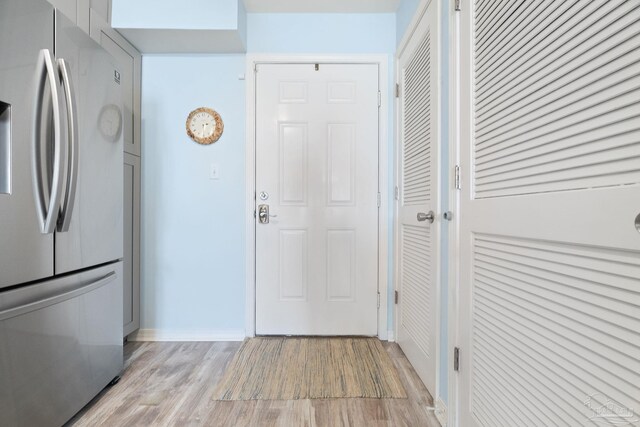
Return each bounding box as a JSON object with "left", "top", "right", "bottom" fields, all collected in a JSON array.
[
  {"left": 387, "top": 330, "right": 395, "bottom": 342},
  {"left": 129, "top": 329, "right": 246, "bottom": 342},
  {"left": 435, "top": 396, "right": 448, "bottom": 426}
]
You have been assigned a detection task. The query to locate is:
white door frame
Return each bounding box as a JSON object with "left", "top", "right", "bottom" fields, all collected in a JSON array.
[
  {"left": 245, "top": 54, "right": 390, "bottom": 340},
  {"left": 448, "top": 1, "right": 461, "bottom": 425}
]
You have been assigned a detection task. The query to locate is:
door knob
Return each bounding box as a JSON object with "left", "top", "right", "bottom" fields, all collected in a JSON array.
[
  {"left": 258, "top": 204, "right": 277, "bottom": 224},
  {"left": 417, "top": 211, "right": 435, "bottom": 223},
  {"left": 258, "top": 204, "right": 269, "bottom": 224},
  {"left": 636, "top": 213, "right": 640, "bottom": 233}
]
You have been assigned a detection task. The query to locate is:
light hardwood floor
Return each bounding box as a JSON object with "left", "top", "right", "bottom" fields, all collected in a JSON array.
[{"left": 67, "top": 341, "right": 441, "bottom": 427}]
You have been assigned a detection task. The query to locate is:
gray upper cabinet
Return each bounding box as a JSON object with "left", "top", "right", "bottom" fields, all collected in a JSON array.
[
  {"left": 79, "top": 0, "right": 111, "bottom": 35},
  {"left": 46, "top": 0, "right": 76, "bottom": 22},
  {"left": 49, "top": 0, "right": 107, "bottom": 35},
  {"left": 47, "top": 1, "right": 141, "bottom": 156},
  {"left": 89, "top": 9, "right": 141, "bottom": 156}
]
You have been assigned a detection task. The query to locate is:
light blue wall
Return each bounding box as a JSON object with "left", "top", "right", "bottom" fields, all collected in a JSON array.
[
  {"left": 112, "top": 0, "right": 239, "bottom": 29},
  {"left": 247, "top": 13, "right": 396, "bottom": 53},
  {"left": 140, "top": 13, "right": 397, "bottom": 336},
  {"left": 396, "top": 0, "right": 422, "bottom": 44},
  {"left": 141, "top": 54, "right": 246, "bottom": 335}
]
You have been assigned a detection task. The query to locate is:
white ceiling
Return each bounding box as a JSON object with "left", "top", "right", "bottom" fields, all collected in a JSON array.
[{"left": 243, "top": 0, "right": 400, "bottom": 13}]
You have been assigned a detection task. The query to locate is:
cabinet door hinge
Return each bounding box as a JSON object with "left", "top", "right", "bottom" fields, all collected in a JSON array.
[
  {"left": 394, "top": 290, "right": 399, "bottom": 304},
  {"left": 377, "top": 192, "right": 381, "bottom": 208},
  {"left": 455, "top": 0, "right": 461, "bottom": 11},
  {"left": 395, "top": 83, "right": 400, "bottom": 98},
  {"left": 454, "top": 347, "right": 461, "bottom": 371},
  {"left": 455, "top": 165, "right": 461, "bottom": 190},
  {"left": 394, "top": 185, "right": 400, "bottom": 201},
  {"left": 377, "top": 292, "right": 381, "bottom": 308}
]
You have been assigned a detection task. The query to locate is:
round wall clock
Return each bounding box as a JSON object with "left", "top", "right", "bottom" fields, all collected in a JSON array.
[{"left": 186, "top": 107, "right": 224, "bottom": 145}]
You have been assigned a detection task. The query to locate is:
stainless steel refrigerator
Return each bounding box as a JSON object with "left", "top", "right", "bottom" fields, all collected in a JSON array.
[{"left": 0, "top": 0, "right": 124, "bottom": 425}]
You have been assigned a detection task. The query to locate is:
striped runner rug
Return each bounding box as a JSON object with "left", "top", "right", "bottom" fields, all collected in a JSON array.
[{"left": 212, "top": 337, "right": 407, "bottom": 400}]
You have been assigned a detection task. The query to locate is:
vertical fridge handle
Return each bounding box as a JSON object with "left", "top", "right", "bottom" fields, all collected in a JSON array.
[
  {"left": 57, "top": 58, "right": 78, "bottom": 232},
  {"left": 31, "top": 49, "right": 66, "bottom": 234}
]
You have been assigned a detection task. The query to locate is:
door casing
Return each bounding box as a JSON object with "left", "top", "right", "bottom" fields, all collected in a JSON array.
[{"left": 245, "top": 54, "right": 390, "bottom": 339}]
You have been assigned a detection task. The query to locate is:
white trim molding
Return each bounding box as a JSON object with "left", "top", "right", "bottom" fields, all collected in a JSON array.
[
  {"left": 245, "top": 53, "right": 391, "bottom": 340},
  {"left": 129, "top": 329, "right": 246, "bottom": 342},
  {"left": 387, "top": 330, "right": 395, "bottom": 342},
  {"left": 449, "top": 0, "right": 462, "bottom": 425},
  {"left": 435, "top": 396, "right": 448, "bottom": 426}
]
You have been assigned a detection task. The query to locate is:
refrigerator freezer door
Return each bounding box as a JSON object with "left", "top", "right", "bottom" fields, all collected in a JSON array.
[
  {"left": 54, "top": 12, "right": 124, "bottom": 274},
  {"left": 0, "top": 0, "right": 55, "bottom": 289},
  {"left": 0, "top": 261, "right": 123, "bottom": 427}
]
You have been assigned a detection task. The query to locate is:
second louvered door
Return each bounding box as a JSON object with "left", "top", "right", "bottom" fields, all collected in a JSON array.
[
  {"left": 459, "top": 1, "right": 640, "bottom": 426},
  {"left": 397, "top": 0, "right": 439, "bottom": 396}
]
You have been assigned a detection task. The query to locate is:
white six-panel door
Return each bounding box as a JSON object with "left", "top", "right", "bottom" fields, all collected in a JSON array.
[
  {"left": 255, "top": 63, "right": 380, "bottom": 336},
  {"left": 397, "top": 0, "right": 440, "bottom": 396},
  {"left": 458, "top": 1, "right": 640, "bottom": 425}
]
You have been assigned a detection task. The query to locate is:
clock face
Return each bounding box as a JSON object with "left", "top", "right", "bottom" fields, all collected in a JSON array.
[
  {"left": 189, "top": 111, "right": 214, "bottom": 139},
  {"left": 186, "top": 107, "right": 224, "bottom": 144}
]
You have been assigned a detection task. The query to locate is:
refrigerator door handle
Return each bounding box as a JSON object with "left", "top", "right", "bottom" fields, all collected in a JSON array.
[
  {"left": 57, "top": 58, "right": 78, "bottom": 232},
  {"left": 0, "top": 271, "right": 117, "bottom": 321},
  {"left": 31, "top": 49, "right": 66, "bottom": 234}
]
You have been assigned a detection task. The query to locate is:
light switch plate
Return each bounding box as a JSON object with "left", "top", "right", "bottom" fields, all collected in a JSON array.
[{"left": 210, "top": 163, "right": 220, "bottom": 180}]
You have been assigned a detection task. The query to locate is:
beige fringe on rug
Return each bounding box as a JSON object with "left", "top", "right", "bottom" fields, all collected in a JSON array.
[{"left": 212, "top": 337, "right": 407, "bottom": 401}]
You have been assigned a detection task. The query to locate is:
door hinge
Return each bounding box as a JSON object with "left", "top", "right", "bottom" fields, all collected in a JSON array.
[
  {"left": 454, "top": 347, "right": 461, "bottom": 371},
  {"left": 377, "top": 292, "right": 380, "bottom": 308},
  {"left": 254, "top": 63, "right": 258, "bottom": 72},
  {"left": 395, "top": 83, "right": 400, "bottom": 98},
  {"left": 378, "top": 91, "right": 382, "bottom": 107},
  {"left": 377, "top": 192, "right": 381, "bottom": 207},
  {"left": 394, "top": 290, "right": 399, "bottom": 304},
  {"left": 455, "top": 0, "right": 461, "bottom": 11},
  {"left": 394, "top": 185, "right": 400, "bottom": 201},
  {"left": 455, "top": 165, "right": 461, "bottom": 190}
]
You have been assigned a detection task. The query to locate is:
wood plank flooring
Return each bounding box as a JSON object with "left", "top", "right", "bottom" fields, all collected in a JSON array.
[{"left": 67, "top": 341, "right": 441, "bottom": 427}]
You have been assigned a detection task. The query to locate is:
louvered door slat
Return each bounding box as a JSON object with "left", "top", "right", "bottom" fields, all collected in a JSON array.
[
  {"left": 475, "top": 0, "right": 522, "bottom": 41},
  {"left": 402, "top": 29, "right": 431, "bottom": 205},
  {"left": 459, "top": 1, "right": 640, "bottom": 426},
  {"left": 477, "top": 2, "right": 638, "bottom": 113},
  {"left": 476, "top": 1, "right": 542, "bottom": 60},
  {"left": 476, "top": 0, "right": 532, "bottom": 55},
  {"left": 475, "top": 287, "right": 639, "bottom": 409},
  {"left": 476, "top": 54, "right": 640, "bottom": 139},
  {"left": 475, "top": 120, "right": 640, "bottom": 172},
  {"left": 478, "top": 26, "right": 640, "bottom": 127},
  {"left": 476, "top": 0, "right": 580, "bottom": 80},
  {"left": 476, "top": 133, "right": 640, "bottom": 183}
]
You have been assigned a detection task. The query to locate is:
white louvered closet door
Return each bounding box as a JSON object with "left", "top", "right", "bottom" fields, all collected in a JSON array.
[
  {"left": 397, "top": 0, "right": 439, "bottom": 396},
  {"left": 458, "top": 1, "right": 640, "bottom": 426}
]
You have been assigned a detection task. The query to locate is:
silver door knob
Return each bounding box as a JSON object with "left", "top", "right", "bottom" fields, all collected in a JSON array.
[
  {"left": 258, "top": 204, "right": 277, "bottom": 224},
  {"left": 417, "top": 211, "right": 435, "bottom": 223},
  {"left": 258, "top": 204, "right": 270, "bottom": 224}
]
